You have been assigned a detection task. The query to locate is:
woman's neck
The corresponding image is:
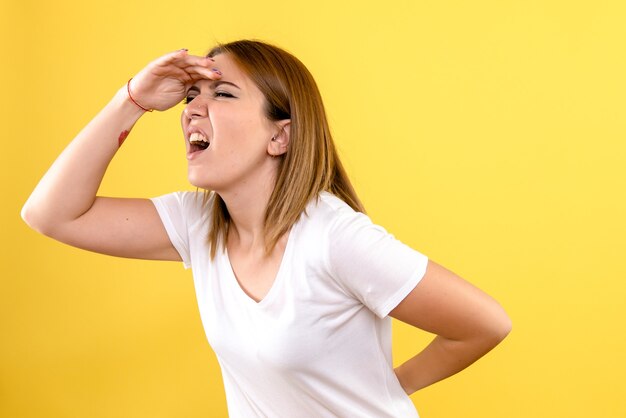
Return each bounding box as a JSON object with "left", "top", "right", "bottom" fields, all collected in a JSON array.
[{"left": 219, "top": 163, "right": 278, "bottom": 249}]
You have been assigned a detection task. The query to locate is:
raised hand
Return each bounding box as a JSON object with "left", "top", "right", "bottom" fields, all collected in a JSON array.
[{"left": 127, "top": 49, "right": 222, "bottom": 112}]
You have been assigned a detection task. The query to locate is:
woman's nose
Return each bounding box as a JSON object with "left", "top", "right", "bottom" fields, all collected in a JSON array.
[{"left": 183, "top": 97, "right": 209, "bottom": 119}]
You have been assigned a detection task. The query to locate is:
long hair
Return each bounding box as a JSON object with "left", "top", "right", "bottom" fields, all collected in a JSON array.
[{"left": 205, "top": 39, "right": 365, "bottom": 259}]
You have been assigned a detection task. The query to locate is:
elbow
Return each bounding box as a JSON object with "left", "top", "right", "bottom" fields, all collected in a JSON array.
[
  {"left": 461, "top": 306, "right": 512, "bottom": 351},
  {"left": 21, "top": 201, "right": 55, "bottom": 237},
  {"left": 21, "top": 201, "right": 36, "bottom": 229},
  {"left": 21, "top": 202, "right": 40, "bottom": 232},
  {"left": 495, "top": 314, "right": 512, "bottom": 343},
  {"left": 484, "top": 309, "right": 512, "bottom": 347}
]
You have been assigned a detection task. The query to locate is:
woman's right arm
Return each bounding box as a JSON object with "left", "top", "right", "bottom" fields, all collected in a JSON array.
[{"left": 21, "top": 49, "right": 219, "bottom": 261}]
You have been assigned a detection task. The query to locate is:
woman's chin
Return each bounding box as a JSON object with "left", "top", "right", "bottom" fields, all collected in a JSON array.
[
  {"left": 187, "top": 174, "right": 210, "bottom": 190},
  {"left": 187, "top": 174, "right": 222, "bottom": 192}
]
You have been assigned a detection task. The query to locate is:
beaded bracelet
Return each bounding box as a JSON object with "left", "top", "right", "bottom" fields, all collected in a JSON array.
[{"left": 126, "top": 78, "right": 153, "bottom": 112}]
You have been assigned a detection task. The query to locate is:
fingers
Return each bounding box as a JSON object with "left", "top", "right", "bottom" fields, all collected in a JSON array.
[
  {"left": 161, "top": 49, "right": 214, "bottom": 69},
  {"left": 165, "top": 67, "right": 196, "bottom": 84},
  {"left": 153, "top": 50, "right": 221, "bottom": 82},
  {"left": 185, "top": 65, "right": 222, "bottom": 81},
  {"left": 167, "top": 65, "right": 221, "bottom": 86},
  {"left": 184, "top": 54, "right": 214, "bottom": 65}
]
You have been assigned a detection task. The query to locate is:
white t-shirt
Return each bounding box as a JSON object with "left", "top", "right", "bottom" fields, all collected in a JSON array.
[{"left": 150, "top": 191, "right": 429, "bottom": 418}]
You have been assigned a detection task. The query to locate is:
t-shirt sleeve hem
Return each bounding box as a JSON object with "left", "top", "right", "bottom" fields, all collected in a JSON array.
[
  {"left": 150, "top": 197, "right": 192, "bottom": 269},
  {"left": 374, "top": 255, "right": 429, "bottom": 318}
]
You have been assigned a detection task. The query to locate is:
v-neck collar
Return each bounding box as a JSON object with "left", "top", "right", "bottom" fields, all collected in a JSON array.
[{"left": 221, "top": 220, "right": 299, "bottom": 308}]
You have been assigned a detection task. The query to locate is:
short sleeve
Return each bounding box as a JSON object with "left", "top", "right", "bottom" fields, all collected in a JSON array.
[
  {"left": 326, "top": 208, "right": 429, "bottom": 318},
  {"left": 150, "top": 191, "right": 207, "bottom": 269}
]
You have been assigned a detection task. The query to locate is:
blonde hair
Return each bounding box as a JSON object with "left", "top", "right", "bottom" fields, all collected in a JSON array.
[{"left": 205, "top": 40, "right": 365, "bottom": 259}]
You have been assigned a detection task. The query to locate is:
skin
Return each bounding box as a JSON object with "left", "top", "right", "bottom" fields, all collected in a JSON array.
[{"left": 21, "top": 48, "right": 511, "bottom": 397}]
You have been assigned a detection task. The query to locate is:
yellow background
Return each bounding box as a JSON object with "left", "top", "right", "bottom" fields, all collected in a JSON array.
[{"left": 2, "top": 0, "right": 625, "bottom": 417}]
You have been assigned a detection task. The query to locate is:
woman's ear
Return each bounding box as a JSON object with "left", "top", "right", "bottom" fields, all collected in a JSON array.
[{"left": 268, "top": 120, "right": 291, "bottom": 157}]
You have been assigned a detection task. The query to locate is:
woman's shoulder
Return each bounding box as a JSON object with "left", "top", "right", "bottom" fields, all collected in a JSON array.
[
  {"left": 151, "top": 189, "right": 215, "bottom": 223},
  {"left": 301, "top": 191, "right": 362, "bottom": 227},
  {"left": 154, "top": 189, "right": 212, "bottom": 205},
  {"left": 317, "top": 191, "right": 354, "bottom": 210}
]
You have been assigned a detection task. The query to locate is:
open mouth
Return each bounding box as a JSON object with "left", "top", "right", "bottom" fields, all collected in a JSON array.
[{"left": 189, "top": 132, "right": 210, "bottom": 153}]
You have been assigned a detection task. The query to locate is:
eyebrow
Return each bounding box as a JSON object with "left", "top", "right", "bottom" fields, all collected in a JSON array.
[{"left": 188, "top": 80, "right": 241, "bottom": 93}]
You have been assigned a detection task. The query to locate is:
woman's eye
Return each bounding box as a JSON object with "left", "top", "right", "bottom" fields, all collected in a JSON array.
[
  {"left": 214, "top": 91, "right": 234, "bottom": 98},
  {"left": 183, "top": 92, "right": 234, "bottom": 104}
]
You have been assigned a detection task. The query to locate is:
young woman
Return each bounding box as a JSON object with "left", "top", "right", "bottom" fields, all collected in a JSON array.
[{"left": 22, "top": 40, "right": 511, "bottom": 417}]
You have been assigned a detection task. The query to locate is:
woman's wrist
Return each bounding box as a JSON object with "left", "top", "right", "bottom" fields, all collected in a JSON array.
[
  {"left": 112, "top": 84, "right": 150, "bottom": 120},
  {"left": 126, "top": 78, "right": 154, "bottom": 113}
]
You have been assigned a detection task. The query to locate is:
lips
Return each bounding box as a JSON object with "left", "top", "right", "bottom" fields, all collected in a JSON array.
[{"left": 187, "top": 128, "right": 210, "bottom": 154}]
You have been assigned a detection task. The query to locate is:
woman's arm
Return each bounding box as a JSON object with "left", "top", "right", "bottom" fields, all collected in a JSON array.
[
  {"left": 390, "top": 259, "right": 512, "bottom": 394},
  {"left": 21, "top": 49, "right": 219, "bottom": 260}
]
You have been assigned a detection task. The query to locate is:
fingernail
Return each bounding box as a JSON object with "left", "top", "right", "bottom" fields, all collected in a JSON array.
[
  {"left": 212, "top": 68, "right": 222, "bottom": 75},
  {"left": 180, "top": 48, "right": 188, "bottom": 51}
]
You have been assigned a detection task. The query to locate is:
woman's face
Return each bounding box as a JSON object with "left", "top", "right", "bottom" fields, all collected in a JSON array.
[{"left": 180, "top": 53, "right": 284, "bottom": 192}]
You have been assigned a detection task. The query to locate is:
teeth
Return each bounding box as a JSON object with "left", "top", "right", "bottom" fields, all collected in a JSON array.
[{"left": 189, "top": 132, "right": 209, "bottom": 144}]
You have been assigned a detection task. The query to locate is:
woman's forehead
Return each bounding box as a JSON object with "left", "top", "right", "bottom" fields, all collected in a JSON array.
[
  {"left": 198, "top": 53, "right": 251, "bottom": 88},
  {"left": 212, "top": 54, "right": 244, "bottom": 77}
]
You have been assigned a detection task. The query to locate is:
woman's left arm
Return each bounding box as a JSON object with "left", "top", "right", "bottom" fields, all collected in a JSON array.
[{"left": 390, "top": 259, "right": 512, "bottom": 395}]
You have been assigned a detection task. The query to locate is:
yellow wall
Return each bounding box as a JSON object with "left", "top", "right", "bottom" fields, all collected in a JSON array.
[{"left": 2, "top": 1, "right": 625, "bottom": 417}]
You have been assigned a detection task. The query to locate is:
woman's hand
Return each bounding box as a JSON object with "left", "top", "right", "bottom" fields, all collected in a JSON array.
[{"left": 128, "top": 49, "right": 222, "bottom": 112}]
